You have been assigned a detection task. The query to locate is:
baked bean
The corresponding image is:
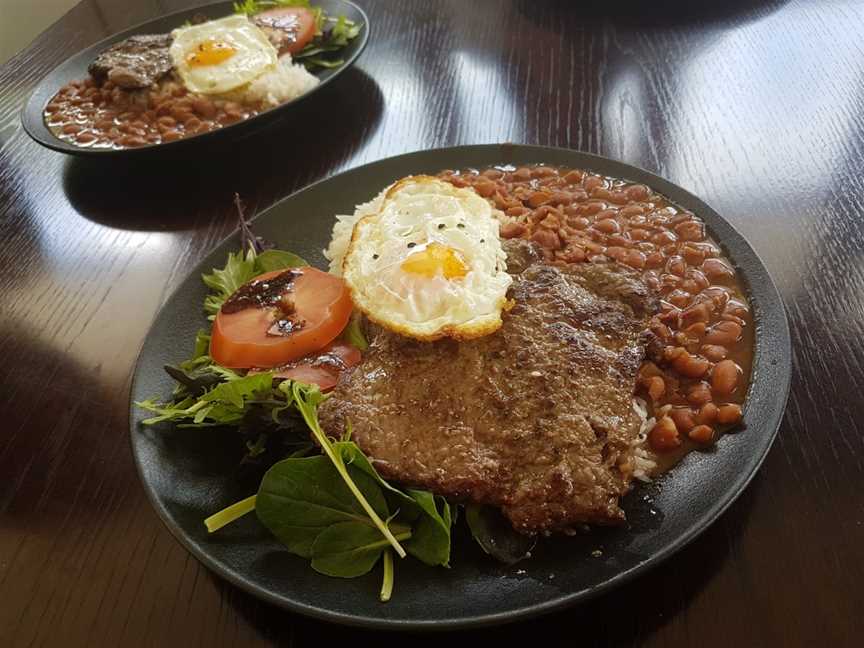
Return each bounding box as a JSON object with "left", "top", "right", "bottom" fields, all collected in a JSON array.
[
  {"left": 669, "top": 407, "right": 696, "bottom": 433},
  {"left": 651, "top": 230, "right": 678, "bottom": 246},
  {"left": 568, "top": 216, "right": 590, "bottom": 230},
  {"left": 594, "top": 218, "right": 620, "bottom": 234},
  {"left": 563, "top": 170, "right": 583, "bottom": 183},
  {"left": 696, "top": 402, "right": 718, "bottom": 425},
  {"left": 688, "top": 425, "right": 714, "bottom": 444},
  {"left": 630, "top": 228, "right": 649, "bottom": 241},
  {"left": 580, "top": 202, "right": 606, "bottom": 216},
  {"left": 623, "top": 250, "right": 646, "bottom": 269},
  {"left": 161, "top": 129, "right": 182, "bottom": 142},
  {"left": 583, "top": 175, "right": 604, "bottom": 192},
  {"left": 609, "top": 191, "right": 629, "bottom": 205},
  {"left": 667, "top": 289, "right": 691, "bottom": 308},
  {"left": 561, "top": 246, "right": 586, "bottom": 263},
  {"left": 675, "top": 220, "right": 705, "bottom": 241},
  {"left": 625, "top": 184, "right": 649, "bottom": 201},
  {"left": 700, "top": 286, "right": 731, "bottom": 310},
  {"left": 75, "top": 131, "right": 97, "bottom": 144},
  {"left": 604, "top": 234, "right": 627, "bottom": 249},
  {"left": 647, "top": 376, "right": 665, "bottom": 402},
  {"left": 681, "top": 302, "right": 711, "bottom": 325},
  {"left": 511, "top": 167, "right": 531, "bottom": 181},
  {"left": 666, "top": 255, "right": 686, "bottom": 276},
  {"left": 702, "top": 258, "right": 735, "bottom": 281},
  {"left": 672, "top": 352, "right": 710, "bottom": 378},
  {"left": 682, "top": 244, "right": 707, "bottom": 265},
  {"left": 645, "top": 252, "right": 665, "bottom": 268},
  {"left": 184, "top": 116, "right": 202, "bottom": 131},
  {"left": 530, "top": 229, "right": 561, "bottom": 249},
  {"left": 157, "top": 116, "right": 176, "bottom": 127},
  {"left": 619, "top": 204, "right": 645, "bottom": 218},
  {"left": 191, "top": 97, "right": 217, "bottom": 118},
  {"left": 684, "top": 322, "right": 707, "bottom": 336},
  {"left": 120, "top": 135, "right": 147, "bottom": 147},
  {"left": 506, "top": 206, "right": 530, "bottom": 218},
  {"left": 701, "top": 344, "right": 728, "bottom": 362},
  {"left": 649, "top": 416, "right": 681, "bottom": 451},
  {"left": 712, "top": 360, "right": 740, "bottom": 395},
  {"left": 686, "top": 381, "right": 713, "bottom": 406},
  {"left": 499, "top": 222, "right": 525, "bottom": 238},
  {"left": 705, "top": 320, "right": 742, "bottom": 345},
  {"left": 717, "top": 404, "right": 743, "bottom": 425},
  {"left": 650, "top": 321, "right": 672, "bottom": 341},
  {"left": 724, "top": 299, "right": 749, "bottom": 319},
  {"left": 531, "top": 166, "right": 556, "bottom": 178},
  {"left": 603, "top": 246, "right": 627, "bottom": 263}
]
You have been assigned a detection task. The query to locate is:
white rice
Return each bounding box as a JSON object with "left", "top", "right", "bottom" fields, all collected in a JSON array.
[
  {"left": 223, "top": 54, "right": 319, "bottom": 109},
  {"left": 324, "top": 187, "right": 390, "bottom": 275},
  {"left": 631, "top": 397, "right": 658, "bottom": 481}
]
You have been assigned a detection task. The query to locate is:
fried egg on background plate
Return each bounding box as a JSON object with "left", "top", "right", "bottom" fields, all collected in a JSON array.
[
  {"left": 170, "top": 15, "right": 277, "bottom": 95},
  {"left": 337, "top": 176, "right": 512, "bottom": 341}
]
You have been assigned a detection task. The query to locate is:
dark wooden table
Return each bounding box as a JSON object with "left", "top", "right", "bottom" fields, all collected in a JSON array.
[{"left": 2, "top": 0, "right": 863, "bottom": 645}]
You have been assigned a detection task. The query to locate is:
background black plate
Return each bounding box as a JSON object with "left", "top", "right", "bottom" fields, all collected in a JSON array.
[
  {"left": 129, "top": 144, "right": 791, "bottom": 630},
  {"left": 21, "top": 0, "right": 368, "bottom": 157}
]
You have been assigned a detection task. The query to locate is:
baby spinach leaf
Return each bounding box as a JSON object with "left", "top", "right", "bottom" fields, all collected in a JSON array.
[
  {"left": 465, "top": 504, "right": 535, "bottom": 565},
  {"left": 254, "top": 249, "right": 308, "bottom": 273},
  {"left": 335, "top": 442, "right": 452, "bottom": 567},
  {"left": 311, "top": 521, "right": 410, "bottom": 578},
  {"left": 290, "top": 383, "right": 408, "bottom": 558},
  {"left": 255, "top": 453, "right": 390, "bottom": 558}
]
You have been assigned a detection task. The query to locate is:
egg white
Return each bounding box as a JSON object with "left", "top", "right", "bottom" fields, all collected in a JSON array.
[
  {"left": 342, "top": 176, "right": 512, "bottom": 341},
  {"left": 170, "top": 15, "right": 277, "bottom": 95}
]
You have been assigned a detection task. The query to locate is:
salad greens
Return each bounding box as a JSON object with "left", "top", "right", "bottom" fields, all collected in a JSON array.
[
  {"left": 136, "top": 210, "right": 451, "bottom": 600},
  {"left": 232, "top": 0, "right": 362, "bottom": 70}
]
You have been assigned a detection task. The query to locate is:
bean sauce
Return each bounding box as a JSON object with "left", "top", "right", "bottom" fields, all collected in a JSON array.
[
  {"left": 43, "top": 75, "right": 259, "bottom": 149},
  {"left": 437, "top": 165, "right": 753, "bottom": 464}
]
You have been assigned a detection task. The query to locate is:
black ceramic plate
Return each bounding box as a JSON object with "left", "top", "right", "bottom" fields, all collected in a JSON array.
[
  {"left": 129, "top": 144, "right": 791, "bottom": 630},
  {"left": 21, "top": 0, "right": 368, "bottom": 157}
]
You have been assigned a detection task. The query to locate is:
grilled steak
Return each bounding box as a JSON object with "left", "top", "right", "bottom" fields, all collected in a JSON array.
[
  {"left": 318, "top": 241, "right": 657, "bottom": 533},
  {"left": 88, "top": 34, "right": 173, "bottom": 89}
]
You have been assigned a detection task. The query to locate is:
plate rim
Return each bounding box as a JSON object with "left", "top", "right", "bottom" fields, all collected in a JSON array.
[
  {"left": 19, "top": 0, "right": 370, "bottom": 157},
  {"left": 128, "top": 143, "right": 792, "bottom": 630}
]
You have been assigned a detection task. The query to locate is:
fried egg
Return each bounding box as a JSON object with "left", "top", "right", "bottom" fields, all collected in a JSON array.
[
  {"left": 170, "top": 15, "right": 277, "bottom": 95},
  {"left": 341, "top": 176, "right": 512, "bottom": 341}
]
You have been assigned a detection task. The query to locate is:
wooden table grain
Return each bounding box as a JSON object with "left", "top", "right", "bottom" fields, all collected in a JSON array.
[{"left": 2, "top": 0, "right": 863, "bottom": 645}]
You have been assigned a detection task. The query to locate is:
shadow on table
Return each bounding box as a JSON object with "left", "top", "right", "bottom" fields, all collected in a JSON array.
[
  {"left": 60, "top": 67, "right": 384, "bottom": 232},
  {"left": 516, "top": 0, "right": 790, "bottom": 27},
  {"left": 213, "top": 469, "right": 764, "bottom": 643}
]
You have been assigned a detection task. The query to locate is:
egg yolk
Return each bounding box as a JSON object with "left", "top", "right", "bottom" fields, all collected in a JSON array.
[
  {"left": 186, "top": 40, "right": 236, "bottom": 67},
  {"left": 400, "top": 243, "right": 468, "bottom": 279}
]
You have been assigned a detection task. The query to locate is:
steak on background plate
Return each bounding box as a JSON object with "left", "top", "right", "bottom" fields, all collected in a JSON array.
[{"left": 318, "top": 241, "right": 657, "bottom": 533}]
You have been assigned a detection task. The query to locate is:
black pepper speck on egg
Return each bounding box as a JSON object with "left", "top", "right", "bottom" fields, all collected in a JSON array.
[{"left": 407, "top": 242, "right": 416, "bottom": 248}]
